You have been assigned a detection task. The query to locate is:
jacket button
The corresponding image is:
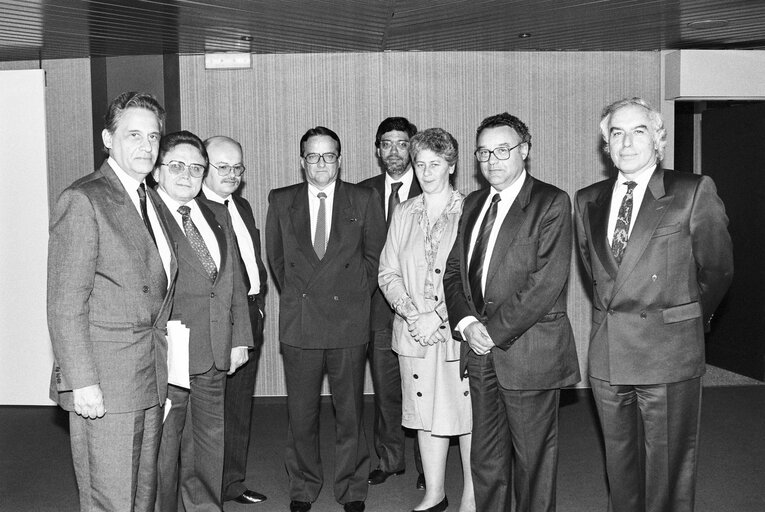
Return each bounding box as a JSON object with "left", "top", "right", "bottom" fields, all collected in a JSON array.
[
  {"left": 290, "top": 262, "right": 295, "bottom": 267},
  {"left": 435, "top": 268, "right": 441, "bottom": 274},
  {"left": 413, "top": 374, "right": 419, "bottom": 379},
  {"left": 142, "top": 285, "right": 149, "bottom": 293},
  {"left": 593, "top": 280, "right": 597, "bottom": 286},
  {"left": 440, "top": 325, "right": 446, "bottom": 329},
  {"left": 651, "top": 274, "right": 658, "bottom": 281},
  {"left": 345, "top": 263, "right": 349, "bottom": 268},
  {"left": 210, "top": 292, "right": 215, "bottom": 298},
  {"left": 302, "top": 293, "right": 308, "bottom": 298},
  {"left": 463, "top": 391, "right": 469, "bottom": 396},
  {"left": 416, "top": 392, "right": 422, "bottom": 397},
  {"left": 640, "top": 311, "right": 647, "bottom": 319},
  {"left": 608, "top": 309, "right": 615, "bottom": 315},
  {"left": 333, "top": 296, "right": 339, "bottom": 301}
]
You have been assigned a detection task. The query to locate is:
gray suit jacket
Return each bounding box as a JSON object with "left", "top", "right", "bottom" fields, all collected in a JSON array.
[
  {"left": 48, "top": 161, "right": 177, "bottom": 413},
  {"left": 574, "top": 167, "right": 734, "bottom": 384}
]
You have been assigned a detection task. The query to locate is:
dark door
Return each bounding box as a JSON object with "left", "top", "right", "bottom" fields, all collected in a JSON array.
[{"left": 701, "top": 102, "right": 765, "bottom": 381}]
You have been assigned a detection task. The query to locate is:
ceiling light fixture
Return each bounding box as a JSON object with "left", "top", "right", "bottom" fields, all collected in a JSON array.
[{"left": 518, "top": 33, "right": 532, "bottom": 38}]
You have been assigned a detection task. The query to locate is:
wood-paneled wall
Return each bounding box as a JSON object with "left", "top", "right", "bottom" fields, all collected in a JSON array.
[{"left": 180, "top": 51, "right": 661, "bottom": 396}]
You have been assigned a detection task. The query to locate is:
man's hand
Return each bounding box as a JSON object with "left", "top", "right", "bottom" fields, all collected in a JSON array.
[
  {"left": 464, "top": 321, "right": 494, "bottom": 355},
  {"left": 228, "top": 347, "right": 249, "bottom": 375},
  {"left": 73, "top": 384, "right": 105, "bottom": 419},
  {"left": 408, "top": 311, "right": 442, "bottom": 346}
]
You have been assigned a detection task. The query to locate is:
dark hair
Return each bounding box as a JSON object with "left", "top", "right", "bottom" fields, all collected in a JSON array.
[
  {"left": 300, "top": 126, "right": 341, "bottom": 155},
  {"left": 158, "top": 130, "right": 209, "bottom": 168},
  {"left": 375, "top": 117, "right": 418, "bottom": 148},
  {"left": 476, "top": 112, "right": 532, "bottom": 152},
  {"left": 104, "top": 91, "right": 166, "bottom": 134},
  {"left": 409, "top": 128, "right": 459, "bottom": 166}
]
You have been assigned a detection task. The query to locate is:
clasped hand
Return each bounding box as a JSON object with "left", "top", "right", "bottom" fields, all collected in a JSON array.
[
  {"left": 464, "top": 321, "right": 494, "bottom": 355},
  {"left": 407, "top": 311, "right": 443, "bottom": 347}
]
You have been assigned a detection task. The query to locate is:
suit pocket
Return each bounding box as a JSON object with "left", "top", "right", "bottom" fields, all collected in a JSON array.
[
  {"left": 652, "top": 223, "right": 682, "bottom": 238},
  {"left": 89, "top": 321, "right": 135, "bottom": 343},
  {"left": 662, "top": 302, "right": 701, "bottom": 324}
]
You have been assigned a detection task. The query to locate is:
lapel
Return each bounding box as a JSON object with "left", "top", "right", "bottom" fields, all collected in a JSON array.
[
  {"left": 146, "top": 186, "right": 178, "bottom": 278},
  {"left": 322, "top": 180, "right": 352, "bottom": 265},
  {"left": 197, "top": 198, "right": 227, "bottom": 284},
  {"left": 289, "top": 182, "right": 320, "bottom": 268},
  {"left": 461, "top": 188, "right": 489, "bottom": 263},
  {"left": 372, "top": 175, "right": 386, "bottom": 210},
  {"left": 611, "top": 167, "right": 672, "bottom": 297},
  {"left": 485, "top": 175, "right": 533, "bottom": 284},
  {"left": 587, "top": 177, "right": 619, "bottom": 279},
  {"left": 407, "top": 169, "right": 422, "bottom": 199}
]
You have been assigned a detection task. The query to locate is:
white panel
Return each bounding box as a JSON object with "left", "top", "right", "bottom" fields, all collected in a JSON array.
[
  {"left": 665, "top": 50, "right": 765, "bottom": 99},
  {"left": 0, "top": 69, "right": 54, "bottom": 405}
]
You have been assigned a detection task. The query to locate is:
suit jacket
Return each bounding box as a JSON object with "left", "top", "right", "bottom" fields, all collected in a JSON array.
[
  {"left": 266, "top": 179, "right": 386, "bottom": 349},
  {"left": 444, "top": 174, "right": 580, "bottom": 390},
  {"left": 574, "top": 167, "right": 733, "bottom": 384},
  {"left": 48, "top": 161, "right": 177, "bottom": 413},
  {"left": 358, "top": 172, "right": 422, "bottom": 331},
  {"left": 201, "top": 191, "right": 268, "bottom": 346},
  {"left": 156, "top": 196, "right": 252, "bottom": 374}
]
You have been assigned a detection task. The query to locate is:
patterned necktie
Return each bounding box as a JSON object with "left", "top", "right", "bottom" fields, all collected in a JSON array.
[
  {"left": 314, "top": 192, "right": 327, "bottom": 259},
  {"left": 468, "top": 193, "right": 501, "bottom": 313},
  {"left": 611, "top": 181, "right": 637, "bottom": 265},
  {"left": 388, "top": 182, "right": 403, "bottom": 226},
  {"left": 137, "top": 183, "right": 156, "bottom": 245},
  {"left": 178, "top": 205, "right": 218, "bottom": 282}
]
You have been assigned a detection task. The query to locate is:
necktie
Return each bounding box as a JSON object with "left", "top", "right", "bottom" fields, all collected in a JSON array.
[
  {"left": 388, "top": 182, "right": 403, "bottom": 226},
  {"left": 178, "top": 205, "right": 218, "bottom": 282},
  {"left": 314, "top": 192, "right": 327, "bottom": 259},
  {"left": 137, "top": 183, "right": 156, "bottom": 245},
  {"left": 611, "top": 181, "right": 637, "bottom": 265},
  {"left": 468, "top": 193, "right": 501, "bottom": 313}
]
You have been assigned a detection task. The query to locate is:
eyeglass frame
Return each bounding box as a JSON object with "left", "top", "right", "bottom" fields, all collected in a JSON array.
[
  {"left": 303, "top": 152, "right": 339, "bottom": 164},
  {"left": 161, "top": 160, "right": 206, "bottom": 178},
  {"left": 379, "top": 140, "right": 410, "bottom": 151},
  {"left": 474, "top": 141, "right": 526, "bottom": 162},
  {"left": 209, "top": 162, "right": 246, "bottom": 177}
]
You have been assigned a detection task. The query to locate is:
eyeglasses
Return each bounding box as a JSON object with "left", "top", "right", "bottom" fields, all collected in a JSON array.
[
  {"left": 210, "top": 162, "right": 246, "bottom": 177},
  {"left": 303, "top": 153, "right": 338, "bottom": 164},
  {"left": 379, "top": 140, "right": 410, "bottom": 151},
  {"left": 161, "top": 161, "right": 206, "bottom": 178},
  {"left": 474, "top": 141, "right": 525, "bottom": 162}
]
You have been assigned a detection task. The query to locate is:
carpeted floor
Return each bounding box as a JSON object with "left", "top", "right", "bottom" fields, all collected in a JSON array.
[{"left": 1, "top": 370, "right": 763, "bottom": 512}]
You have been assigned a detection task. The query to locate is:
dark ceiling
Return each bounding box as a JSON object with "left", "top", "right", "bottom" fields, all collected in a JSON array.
[{"left": 1, "top": 0, "right": 765, "bottom": 62}]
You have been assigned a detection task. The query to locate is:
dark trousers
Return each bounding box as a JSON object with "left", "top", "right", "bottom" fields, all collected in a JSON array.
[
  {"left": 590, "top": 376, "right": 702, "bottom": 512},
  {"left": 282, "top": 343, "right": 370, "bottom": 505},
  {"left": 368, "top": 327, "right": 423, "bottom": 475},
  {"left": 468, "top": 351, "right": 561, "bottom": 512},
  {"left": 69, "top": 404, "right": 162, "bottom": 512},
  {"left": 222, "top": 298, "right": 264, "bottom": 500},
  {"left": 156, "top": 367, "right": 226, "bottom": 512}
]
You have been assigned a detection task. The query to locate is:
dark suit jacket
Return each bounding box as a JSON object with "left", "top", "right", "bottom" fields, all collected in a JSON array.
[
  {"left": 48, "top": 161, "right": 177, "bottom": 413},
  {"left": 358, "top": 171, "right": 422, "bottom": 331},
  {"left": 444, "top": 174, "right": 580, "bottom": 390},
  {"left": 201, "top": 191, "right": 268, "bottom": 346},
  {"left": 574, "top": 167, "right": 733, "bottom": 384},
  {"left": 266, "top": 179, "right": 386, "bottom": 348},
  {"left": 156, "top": 196, "right": 252, "bottom": 374}
]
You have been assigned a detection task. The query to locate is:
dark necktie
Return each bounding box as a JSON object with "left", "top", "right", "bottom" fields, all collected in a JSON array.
[
  {"left": 611, "top": 181, "right": 637, "bottom": 265},
  {"left": 388, "top": 182, "right": 403, "bottom": 226},
  {"left": 137, "top": 183, "right": 156, "bottom": 245},
  {"left": 314, "top": 192, "right": 327, "bottom": 259},
  {"left": 468, "top": 193, "right": 501, "bottom": 313},
  {"left": 178, "top": 205, "right": 218, "bottom": 282}
]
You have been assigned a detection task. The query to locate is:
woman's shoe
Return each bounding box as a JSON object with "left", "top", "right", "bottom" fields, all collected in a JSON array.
[{"left": 412, "top": 496, "right": 448, "bottom": 512}]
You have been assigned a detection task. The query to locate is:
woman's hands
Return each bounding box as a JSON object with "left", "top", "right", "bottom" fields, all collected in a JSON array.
[{"left": 407, "top": 311, "right": 444, "bottom": 347}]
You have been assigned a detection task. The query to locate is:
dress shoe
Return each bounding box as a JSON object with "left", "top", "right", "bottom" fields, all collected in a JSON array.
[
  {"left": 367, "top": 467, "right": 405, "bottom": 485},
  {"left": 343, "top": 501, "right": 365, "bottom": 512},
  {"left": 289, "top": 500, "right": 311, "bottom": 512},
  {"left": 415, "top": 472, "right": 426, "bottom": 491},
  {"left": 233, "top": 489, "right": 267, "bottom": 504},
  {"left": 413, "top": 496, "right": 448, "bottom": 512}
]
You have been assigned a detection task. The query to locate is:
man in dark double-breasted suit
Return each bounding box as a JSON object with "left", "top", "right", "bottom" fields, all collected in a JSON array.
[
  {"left": 266, "top": 127, "right": 385, "bottom": 512},
  {"left": 444, "top": 113, "right": 580, "bottom": 512},
  {"left": 574, "top": 98, "right": 733, "bottom": 512}
]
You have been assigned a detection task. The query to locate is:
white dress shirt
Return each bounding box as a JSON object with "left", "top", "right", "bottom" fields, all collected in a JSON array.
[
  {"left": 606, "top": 164, "right": 656, "bottom": 245},
  {"left": 202, "top": 184, "right": 261, "bottom": 295},
  {"left": 308, "top": 181, "right": 336, "bottom": 247},
  {"left": 157, "top": 187, "right": 221, "bottom": 268},
  {"left": 385, "top": 168, "right": 415, "bottom": 218}
]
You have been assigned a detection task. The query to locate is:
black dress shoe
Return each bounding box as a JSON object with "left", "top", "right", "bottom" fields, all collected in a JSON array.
[
  {"left": 233, "top": 489, "right": 267, "bottom": 504},
  {"left": 343, "top": 501, "right": 365, "bottom": 512},
  {"left": 415, "top": 472, "right": 426, "bottom": 491},
  {"left": 290, "top": 500, "right": 311, "bottom": 512},
  {"left": 367, "top": 467, "right": 405, "bottom": 485},
  {"left": 413, "top": 496, "right": 447, "bottom": 512}
]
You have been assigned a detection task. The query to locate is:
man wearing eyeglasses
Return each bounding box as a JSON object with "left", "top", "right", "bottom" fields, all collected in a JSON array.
[
  {"left": 358, "top": 117, "right": 425, "bottom": 490},
  {"left": 266, "top": 126, "right": 385, "bottom": 512},
  {"left": 152, "top": 130, "right": 252, "bottom": 512},
  {"left": 199, "top": 135, "right": 269, "bottom": 506},
  {"left": 444, "top": 113, "right": 580, "bottom": 512}
]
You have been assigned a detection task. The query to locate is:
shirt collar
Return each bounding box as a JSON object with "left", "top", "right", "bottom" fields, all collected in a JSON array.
[
  {"left": 385, "top": 167, "right": 414, "bottom": 188},
  {"left": 157, "top": 185, "right": 194, "bottom": 211},
  {"left": 108, "top": 156, "right": 144, "bottom": 193},
  {"left": 308, "top": 180, "right": 337, "bottom": 199},
  {"left": 617, "top": 164, "right": 656, "bottom": 188},
  {"left": 202, "top": 183, "right": 230, "bottom": 204},
  {"left": 491, "top": 169, "right": 527, "bottom": 200}
]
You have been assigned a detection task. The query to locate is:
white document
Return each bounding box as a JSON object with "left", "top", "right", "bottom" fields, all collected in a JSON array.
[{"left": 167, "top": 320, "right": 190, "bottom": 389}]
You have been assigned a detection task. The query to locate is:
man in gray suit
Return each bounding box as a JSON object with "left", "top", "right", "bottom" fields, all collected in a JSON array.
[
  {"left": 48, "top": 91, "right": 176, "bottom": 511},
  {"left": 152, "top": 130, "right": 252, "bottom": 512}
]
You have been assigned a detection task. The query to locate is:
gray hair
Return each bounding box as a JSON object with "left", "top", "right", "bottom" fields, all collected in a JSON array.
[{"left": 599, "top": 97, "right": 667, "bottom": 161}]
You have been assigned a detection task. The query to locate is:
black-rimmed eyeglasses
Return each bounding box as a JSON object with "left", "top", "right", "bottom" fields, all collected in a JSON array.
[
  {"left": 474, "top": 141, "right": 525, "bottom": 162},
  {"left": 303, "top": 153, "right": 338, "bottom": 164}
]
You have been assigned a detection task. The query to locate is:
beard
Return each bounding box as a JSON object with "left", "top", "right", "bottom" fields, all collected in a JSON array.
[{"left": 383, "top": 156, "right": 408, "bottom": 178}]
